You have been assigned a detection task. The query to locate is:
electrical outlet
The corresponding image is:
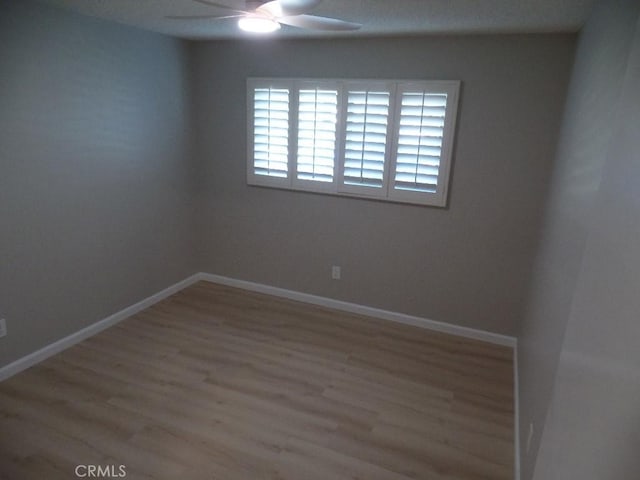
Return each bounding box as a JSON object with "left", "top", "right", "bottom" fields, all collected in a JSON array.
[
  {"left": 331, "top": 265, "right": 341, "bottom": 280},
  {"left": 526, "top": 422, "right": 534, "bottom": 453},
  {"left": 0, "top": 318, "right": 6, "bottom": 338}
]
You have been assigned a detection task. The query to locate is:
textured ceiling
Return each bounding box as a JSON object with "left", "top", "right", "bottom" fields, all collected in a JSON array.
[{"left": 40, "top": 0, "right": 597, "bottom": 40}]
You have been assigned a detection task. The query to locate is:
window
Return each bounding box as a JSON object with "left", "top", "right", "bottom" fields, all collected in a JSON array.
[{"left": 247, "top": 78, "right": 460, "bottom": 207}]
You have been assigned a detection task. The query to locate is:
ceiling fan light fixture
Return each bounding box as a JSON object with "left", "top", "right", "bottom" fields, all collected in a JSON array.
[{"left": 238, "top": 15, "right": 281, "bottom": 33}]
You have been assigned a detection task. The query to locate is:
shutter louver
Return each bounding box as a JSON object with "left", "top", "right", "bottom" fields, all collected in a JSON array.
[
  {"left": 344, "top": 90, "right": 390, "bottom": 188},
  {"left": 394, "top": 92, "right": 448, "bottom": 193},
  {"left": 253, "top": 87, "right": 290, "bottom": 178},
  {"left": 297, "top": 89, "right": 338, "bottom": 182}
]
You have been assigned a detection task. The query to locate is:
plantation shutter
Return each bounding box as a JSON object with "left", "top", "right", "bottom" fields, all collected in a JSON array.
[
  {"left": 252, "top": 86, "right": 290, "bottom": 178},
  {"left": 297, "top": 88, "right": 338, "bottom": 183},
  {"left": 343, "top": 89, "right": 391, "bottom": 188},
  {"left": 247, "top": 78, "right": 460, "bottom": 206},
  {"left": 393, "top": 91, "right": 448, "bottom": 193}
]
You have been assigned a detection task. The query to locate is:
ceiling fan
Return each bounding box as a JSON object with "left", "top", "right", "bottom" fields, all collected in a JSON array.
[{"left": 167, "top": 0, "right": 362, "bottom": 33}]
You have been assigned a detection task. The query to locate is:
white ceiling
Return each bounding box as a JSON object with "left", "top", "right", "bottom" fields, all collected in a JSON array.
[{"left": 40, "top": 0, "right": 597, "bottom": 40}]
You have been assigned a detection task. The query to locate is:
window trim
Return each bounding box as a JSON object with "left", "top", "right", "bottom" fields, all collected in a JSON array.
[{"left": 246, "top": 77, "right": 460, "bottom": 207}]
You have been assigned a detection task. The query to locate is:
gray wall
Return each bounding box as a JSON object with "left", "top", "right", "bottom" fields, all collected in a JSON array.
[
  {"left": 192, "top": 35, "right": 575, "bottom": 336},
  {"left": 517, "top": 1, "right": 640, "bottom": 479},
  {"left": 533, "top": 9, "right": 640, "bottom": 479},
  {"left": 0, "top": 0, "right": 197, "bottom": 367}
]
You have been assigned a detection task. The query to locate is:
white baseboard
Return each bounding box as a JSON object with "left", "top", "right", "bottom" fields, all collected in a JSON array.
[
  {"left": 1, "top": 271, "right": 516, "bottom": 383},
  {"left": 514, "top": 344, "right": 521, "bottom": 480},
  {"left": 198, "top": 272, "right": 517, "bottom": 348},
  {"left": 0, "top": 274, "right": 202, "bottom": 382}
]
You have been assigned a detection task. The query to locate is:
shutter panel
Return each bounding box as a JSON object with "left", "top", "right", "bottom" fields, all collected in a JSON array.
[
  {"left": 343, "top": 89, "right": 390, "bottom": 188},
  {"left": 393, "top": 92, "right": 448, "bottom": 193},
  {"left": 253, "top": 87, "right": 290, "bottom": 178},
  {"left": 297, "top": 88, "right": 338, "bottom": 183}
]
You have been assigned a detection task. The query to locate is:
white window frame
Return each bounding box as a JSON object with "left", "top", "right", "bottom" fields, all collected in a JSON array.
[{"left": 246, "top": 77, "right": 460, "bottom": 207}]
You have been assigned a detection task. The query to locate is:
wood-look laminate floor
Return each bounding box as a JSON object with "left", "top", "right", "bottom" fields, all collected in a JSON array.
[{"left": 0, "top": 281, "right": 514, "bottom": 480}]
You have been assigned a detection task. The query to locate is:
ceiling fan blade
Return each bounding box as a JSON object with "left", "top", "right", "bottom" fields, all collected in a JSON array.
[
  {"left": 165, "top": 14, "right": 244, "bottom": 20},
  {"left": 257, "top": 0, "right": 322, "bottom": 17},
  {"left": 190, "top": 0, "right": 247, "bottom": 15},
  {"left": 278, "top": 14, "right": 362, "bottom": 31}
]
